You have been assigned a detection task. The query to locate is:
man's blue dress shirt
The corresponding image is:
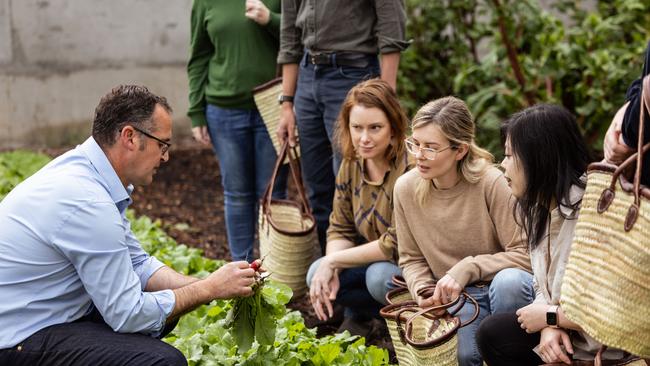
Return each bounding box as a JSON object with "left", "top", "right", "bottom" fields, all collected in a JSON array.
[{"left": 0, "top": 137, "right": 175, "bottom": 349}]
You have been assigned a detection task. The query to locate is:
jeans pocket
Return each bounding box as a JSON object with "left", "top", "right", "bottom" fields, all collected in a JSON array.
[{"left": 338, "top": 66, "right": 378, "bottom": 80}]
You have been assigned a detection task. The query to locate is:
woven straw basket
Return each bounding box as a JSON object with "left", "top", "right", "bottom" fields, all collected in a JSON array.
[
  {"left": 561, "top": 76, "right": 650, "bottom": 359},
  {"left": 385, "top": 287, "right": 414, "bottom": 305},
  {"left": 259, "top": 141, "right": 317, "bottom": 298},
  {"left": 253, "top": 77, "right": 300, "bottom": 162},
  {"left": 380, "top": 288, "right": 479, "bottom": 366}
]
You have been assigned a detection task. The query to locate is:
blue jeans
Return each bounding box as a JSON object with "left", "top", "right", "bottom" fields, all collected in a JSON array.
[
  {"left": 294, "top": 54, "right": 380, "bottom": 251},
  {"left": 206, "top": 105, "right": 286, "bottom": 261},
  {"left": 306, "top": 258, "right": 400, "bottom": 319},
  {"left": 454, "top": 268, "right": 534, "bottom": 366}
]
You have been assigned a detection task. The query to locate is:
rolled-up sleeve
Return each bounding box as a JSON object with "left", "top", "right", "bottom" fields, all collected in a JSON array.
[
  {"left": 278, "top": 0, "right": 303, "bottom": 64},
  {"left": 53, "top": 201, "right": 175, "bottom": 336},
  {"left": 378, "top": 221, "right": 397, "bottom": 262},
  {"left": 374, "top": 0, "right": 410, "bottom": 54}
]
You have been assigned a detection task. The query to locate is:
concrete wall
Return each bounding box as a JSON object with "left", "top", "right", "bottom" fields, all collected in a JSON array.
[
  {"left": 0, "top": 0, "right": 192, "bottom": 149},
  {"left": 0, "top": 0, "right": 599, "bottom": 149}
]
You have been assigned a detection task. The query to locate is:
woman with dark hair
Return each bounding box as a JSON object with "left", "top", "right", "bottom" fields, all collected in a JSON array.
[
  {"left": 477, "top": 104, "right": 633, "bottom": 365},
  {"left": 306, "top": 79, "right": 411, "bottom": 336}
]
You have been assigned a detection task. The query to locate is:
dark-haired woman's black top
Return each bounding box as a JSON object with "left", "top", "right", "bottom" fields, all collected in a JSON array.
[{"left": 621, "top": 40, "right": 650, "bottom": 186}]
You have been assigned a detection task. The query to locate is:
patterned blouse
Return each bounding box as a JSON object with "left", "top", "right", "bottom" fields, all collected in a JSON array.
[{"left": 326, "top": 153, "right": 411, "bottom": 261}]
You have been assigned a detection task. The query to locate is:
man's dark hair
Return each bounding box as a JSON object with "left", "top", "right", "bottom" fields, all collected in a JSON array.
[
  {"left": 504, "top": 104, "right": 592, "bottom": 249},
  {"left": 92, "top": 85, "right": 172, "bottom": 147}
]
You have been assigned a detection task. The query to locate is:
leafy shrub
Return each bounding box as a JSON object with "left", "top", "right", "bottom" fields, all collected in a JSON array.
[
  {"left": 0, "top": 150, "right": 51, "bottom": 201},
  {"left": 399, "top": 0, "right": 650, "bottom": 156}
]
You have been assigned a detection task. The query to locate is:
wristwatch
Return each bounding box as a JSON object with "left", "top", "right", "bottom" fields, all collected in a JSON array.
[
  {"left": 278, "top": 95, "right": 294, "bottom": 105},
  {"left": 546, "top": 305, "right": 559, "bottom": 328}
]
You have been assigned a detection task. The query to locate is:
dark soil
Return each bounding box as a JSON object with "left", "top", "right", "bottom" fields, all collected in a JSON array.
[{"left": 126, "top": 141, "right": 394, "bottom": 355}]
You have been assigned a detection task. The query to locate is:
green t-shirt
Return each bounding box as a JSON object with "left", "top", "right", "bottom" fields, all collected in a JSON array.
[{"left": 187, "top": 0, "right": 281, "bottom": 127}]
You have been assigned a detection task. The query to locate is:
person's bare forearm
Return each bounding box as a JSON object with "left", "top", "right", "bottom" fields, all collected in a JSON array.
[
  {"left": 282, "top": 63, "right": 298, "bottom": 96},
  {"left": 380, "top": 52, "right": 400, "bottom": 90},
  {"left": 327, "top": 240, "right": 389, "bottom": 269},
  {"left": 166, "top": 261, "right": 255, "bottom": 322},
  {"left": 324, "top": 239, "right": 355, "bottom": 256},
  {"left": 146, "top": 266, "right": 200, "bottom": 291},
  {"left": 168, "top": 279, "right": 215, "bottom": 320}
]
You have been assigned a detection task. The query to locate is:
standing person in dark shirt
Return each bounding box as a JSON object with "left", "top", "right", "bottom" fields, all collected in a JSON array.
[
  {"left": 604, "top": 40, "right": 650, "bottom": 186},
  {"left": 275, "top": 0, "right": 409, "bottom": 251}
]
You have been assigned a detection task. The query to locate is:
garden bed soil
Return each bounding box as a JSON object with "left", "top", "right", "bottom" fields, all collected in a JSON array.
[{"left": 125, "top": 140, "right": 393, "bottom": 353}]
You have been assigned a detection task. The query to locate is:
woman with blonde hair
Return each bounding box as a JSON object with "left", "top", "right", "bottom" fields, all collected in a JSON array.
[
  {"left": 393, "top": 96, "right": 533, "bottom": 366},
  {"left": 306, "top": 78, "right": 411, "bottom": 336}
]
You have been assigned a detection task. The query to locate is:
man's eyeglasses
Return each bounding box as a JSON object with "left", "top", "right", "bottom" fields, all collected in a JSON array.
[
  {"left": 404, "top": 138, "right": 455, "bottom": 160},
  {"left": 131, "top": 126, "right": 171, "bottom": 155}
]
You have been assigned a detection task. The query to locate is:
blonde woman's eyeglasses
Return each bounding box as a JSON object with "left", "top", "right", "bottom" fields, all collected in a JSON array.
[{"left": 404, "top": 138, "right": 455, "bottom": 160}]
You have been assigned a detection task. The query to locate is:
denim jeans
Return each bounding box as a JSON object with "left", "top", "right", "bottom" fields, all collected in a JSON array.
[
  {"left": 306, "top": 257, "right": 400, "bottom": 319},
  {"left": 294, "top": 54, "right": 380, "bottom": 251},
  {"left": 0, "top": 308, "right": 185, "bottom": 366},
  {"left": 206, "top": 105, "right": 286, "bottom": 261},
  {"left": 454, "top": 268, "right": 534, "bottom": 366}
]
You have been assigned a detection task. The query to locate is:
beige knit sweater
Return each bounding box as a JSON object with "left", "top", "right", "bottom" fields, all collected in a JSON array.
[{"left": 394, "top": 167, "right": 532, "bottom": 297}]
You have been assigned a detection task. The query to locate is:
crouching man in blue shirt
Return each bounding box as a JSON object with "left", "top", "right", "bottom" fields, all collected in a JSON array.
[{"left": 0, "top": 85, "right": 256, "bottom": 366}]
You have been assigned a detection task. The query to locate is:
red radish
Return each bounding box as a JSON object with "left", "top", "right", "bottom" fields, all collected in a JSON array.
[{"left": 250, "top": 259, "right": 261, "bottom": 271}]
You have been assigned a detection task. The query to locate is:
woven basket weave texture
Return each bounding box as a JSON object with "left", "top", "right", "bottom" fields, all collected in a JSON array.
[
  {"left": 258, "top": 204, "right": 317, "bottom": 298},
  {"left": 561, "top": 170, "right": 650, "bottom": 358},
  {"left": 382, "top": 303, "right": 460, "bottom": 366},
  {"left": 253, "top": 82, "right": 300, "bottom": 160}
]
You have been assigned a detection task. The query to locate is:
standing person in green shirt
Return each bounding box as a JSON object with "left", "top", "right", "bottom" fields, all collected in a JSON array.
[{"left": 187, "top": 0, "right": 286, "bottom": 262}]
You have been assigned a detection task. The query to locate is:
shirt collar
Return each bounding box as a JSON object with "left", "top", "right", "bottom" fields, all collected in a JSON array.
[
  {"left": 359, "top": 152, "right": 408, "bottom": 186},
  {"left": 554, "top": 175, "right": 587, "bottom": 218},
  {"left": 79, "top": 137, "right": 133, "bottom": 206}
]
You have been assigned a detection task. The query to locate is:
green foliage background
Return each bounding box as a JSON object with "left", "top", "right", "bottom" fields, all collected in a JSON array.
[
  {"left": 0, "top": 151, "right": 52, "bottom": 201},
  {"left": 398, "top": 0, "right": 650, "bottom": 157}
]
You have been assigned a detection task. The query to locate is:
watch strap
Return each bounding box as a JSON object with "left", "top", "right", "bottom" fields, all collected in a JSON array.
[{"left": 278, "top": 95, "right": 294, "bottom": 105}]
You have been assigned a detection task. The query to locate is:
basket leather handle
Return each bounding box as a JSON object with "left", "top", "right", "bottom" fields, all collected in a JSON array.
[
  {"left": 394, "top": 299, "right": 456, "bottom": 346},
  {"left": 392, "top": 286, "right": 456, "bottom": 345},
  {"left": 598, "top": 75, "right": 650, "bottom": 231},
  {"left": 391, "top": 274, "right": 408, "bottom": 289},
  {"left": 401, "top": 291, "right": 480, "bottom": 348},
  {"left": 286, "top": 143, "right": 311, "bottom": 215},
  {"left": 408, "top": 291, "right": 479, "bottom": 330},
  {"left": 262, "top": 139, "right": 312, "bottom": 218}
]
